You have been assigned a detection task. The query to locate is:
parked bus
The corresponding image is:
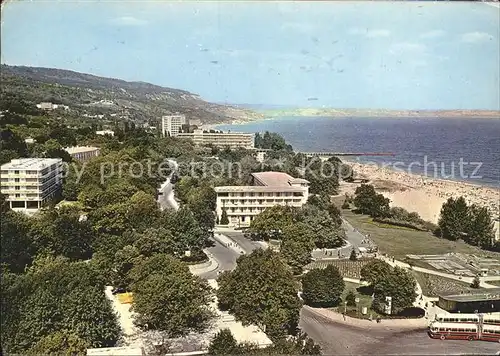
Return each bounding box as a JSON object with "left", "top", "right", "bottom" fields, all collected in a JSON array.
[
  {"left": 434, "top": 313, "right": 500, "bottom": 325},
  {"left": 428, "top": 322, "right": 500, "bottom": 342}
]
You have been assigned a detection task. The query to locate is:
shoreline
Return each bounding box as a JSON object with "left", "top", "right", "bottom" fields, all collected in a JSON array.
[{"left": 340, "top": 161, "right": 500, "bottom": 239}]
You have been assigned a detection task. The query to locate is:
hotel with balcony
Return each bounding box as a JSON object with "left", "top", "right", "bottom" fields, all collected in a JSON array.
[
  {"left": 161, "top": 114, "right": 187, "bottom": 137},
  {"left": 177, "top": 129, "right": 255, "bottom": 149},
  {"left": 0, "top": 158, "right": 63, "bottom": 212},
  {"left": 215, "top": 172, "right": 309, "bottom": 227}
]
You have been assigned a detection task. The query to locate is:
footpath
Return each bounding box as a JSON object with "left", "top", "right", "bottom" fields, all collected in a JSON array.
[
  {"left": 377, "top": 255, "right": 499, "bottom": 289},
  {"left": 213, "top": 233, "right": 246, "bottom": 255},
  {"left": 188, "top": 250, "right": 219, "bottom": 276}
]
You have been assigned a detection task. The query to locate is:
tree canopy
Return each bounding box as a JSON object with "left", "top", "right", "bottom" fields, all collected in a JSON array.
[
  {"left": 301, "top": 265, "right": 345, "bottom": 307},
  {"left": 217, "top": 249, "right": 301, "bottom": 340},
  {"left": 130, "top": 254, "right": 213, "bottom": 336}
]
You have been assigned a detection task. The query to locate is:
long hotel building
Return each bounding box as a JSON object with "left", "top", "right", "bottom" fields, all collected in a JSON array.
[
  {"left": 64, "top": 146, "right": 101, "bottom": 162},
  {"left": 215, "top": 172, "right": 309, "bottom": 227},
  {"left": 0, "top": 158, "right": 63, "bottom": 212},
  {"left": 177, "top": 129, "right": 255, "bottom": 149}
]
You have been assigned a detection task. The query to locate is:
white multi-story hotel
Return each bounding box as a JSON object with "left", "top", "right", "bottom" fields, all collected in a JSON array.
[
  {"left": 0, "top": 158, "right": 63, "bottom": 212},
  {"left": 215, "top": 172, "right": 309, "bottom": 227},
  {"left": 161, "top": 114, "right": 187, "bottom": 137},
  {"left": 64, "top": 146, "right": 101, "bottom": 162},
  {"left": 177, "top": 129, "right": 255, "bottom": 149}
]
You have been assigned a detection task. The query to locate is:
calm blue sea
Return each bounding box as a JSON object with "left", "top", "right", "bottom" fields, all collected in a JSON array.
[{"left": 218, "top": 116, "right": 500, "bottom": 187}]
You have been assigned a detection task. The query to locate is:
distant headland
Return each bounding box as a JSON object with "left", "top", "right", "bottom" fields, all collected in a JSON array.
[{"left": 259, "top": 107, "right": 500, "bottom": 119}]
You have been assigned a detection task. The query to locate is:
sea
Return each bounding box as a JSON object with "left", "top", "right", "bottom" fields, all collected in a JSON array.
[{"left": 217, "top": 116, "right": 500, "bottom": 188}]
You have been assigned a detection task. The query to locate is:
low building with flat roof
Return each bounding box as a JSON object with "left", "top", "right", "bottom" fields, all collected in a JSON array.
[
  {"left": 215, "top": 172, "right": 309, "bottom": 227},
  {"left": 65, "top": 146, "right": 101, "bottom": 161},
  {"left": 1, "top": 158, "right": 63, "bottom": 212},
  {"left": 438, "top": 288, "right": 500, "bottom": 313}
]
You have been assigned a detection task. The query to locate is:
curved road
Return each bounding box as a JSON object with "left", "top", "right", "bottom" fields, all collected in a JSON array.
[
  {"left": 300, "top": 307, "right": 500, "bottom": 355},
  {"left": 210, "top": 229, "right": 500, "bottom": 355}
]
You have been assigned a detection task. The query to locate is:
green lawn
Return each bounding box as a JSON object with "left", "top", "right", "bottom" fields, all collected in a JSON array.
[
  {"left": 412, "top": 271, "right": 478, "bottom": 297},
  {"left": 332, "top": 281, "right": 383, "bottom": 319},
  {"left": 340, "top": 209, "right": 498, "bottom": 260}
]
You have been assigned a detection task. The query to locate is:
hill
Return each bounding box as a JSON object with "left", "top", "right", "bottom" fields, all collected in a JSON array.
[
  {"left": 0, "top": 65, "right": 263, "bottom": 124},
  {"left": 261, "top": 107, "right": 500, "bottom": 119}
]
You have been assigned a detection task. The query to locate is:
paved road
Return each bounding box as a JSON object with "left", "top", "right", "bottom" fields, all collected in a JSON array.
[
  {"left": 215, "top": 229, "right": 264, "bottom": 253},
  {"left": 198, "top": 240, "right": 241, "bottom": 280},
  {"left": 157, "top": 159, "right": 179, "bottom": 211},
  {"left": 202, "top": 229, "right": 500, "bottom": 355},
  {"left": 312, "top": 218, "right": 374, "bottom": 260},
  {"left": 300, "top": 307, "right": 500, "bottom": 355}
]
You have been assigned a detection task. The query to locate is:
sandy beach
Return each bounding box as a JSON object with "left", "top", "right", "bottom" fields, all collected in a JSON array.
[{"left": 340, "top": 162, "right": 500, "bottom": 238}]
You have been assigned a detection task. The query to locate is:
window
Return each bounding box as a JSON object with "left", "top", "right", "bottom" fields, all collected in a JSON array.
[
  {"left": 241, "top": 216, "right": 246, "bottom": 222},
  {"left": 14, "top": 178, "right": 20, "bottom": 182},
  {"left": 14, "top": 170, "right": 19, "bottom": 174},
  {"left": 15, "top": 194, "right": 20, "bottom": 198},
  {"left": 15, "top": 186, "right": 20, "bottom": 190}
]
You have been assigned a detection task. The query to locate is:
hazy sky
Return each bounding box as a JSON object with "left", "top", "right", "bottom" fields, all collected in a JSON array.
[{"left": 1, "top": 1, "right": 499, "bottom": 110}]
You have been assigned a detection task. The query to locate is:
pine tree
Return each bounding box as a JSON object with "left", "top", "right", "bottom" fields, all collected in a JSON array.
[
  {"left": 349, "top": 249, "right": 357, "bottom": 261},
  {"left": 470, "top": 275, "right": 480, "bottom": 289},
  {"left": 438, "top": 197, "right": 469, "bottom": 241},
  {"left": 220, "top": 208, "right": 229, "bottom": 225},
  {"left": 467, "top": 205, "right": 495, "bottom": 248},
  {"left": 345, "top": 290, "right": 357, "bottom": 307}
]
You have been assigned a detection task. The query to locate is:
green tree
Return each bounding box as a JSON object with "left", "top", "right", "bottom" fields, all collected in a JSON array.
[
  {"left": 345, "top": 290, "right": 356, "bottom": 307},
  {"left": 220, "top": 207, "right": 229, "bottom": 225},
  {"left": 43, "top": 139, "right": 72, "bottom": 162},
  {"left": 301, "top": 265, "right": 345, "bottom": 307},
  {"left": 466, "top": 205, "right": 495, "bottom": 248},
  {"left": 1, "top": 256, "right": 120, "bottom": 353},
  {"left": 470, "top": 275, "right": 480, "bottom": 289},
  {"left": 130, "top": 254, "right": 213, "bottom": 336},
  {"left": 217, "top": 249, "right": 301, "bottom": 340},
  {"left": 300, "top": 204, "right": 344, "bottom": 249},
  {"left": 438, "top": 197, "right": 469, "bottom": 241},
  {"left": 353, "top": 184, "right": 390, "bottom": 218},
  {"left": 1, "top": 210, "right": 34, "bottom": 273},
  {"left": 161, "top": 206, "right": 206, "bottom": 252},
  {"left": 208, "top": 329, "right": 240, "bottom": 355},
  {"left": 62, "top": 162, "right": 82, "bottom": 201},
  {"left": 27, "top": 331, "right": 89, "bottom": 355},
  {"left": 44, "top": 206, "right": 95, "bottom": 260},
  {"left": 246, "top": 205, "right": 298, "bottom": 241},
  {"left": 133, "top": 227, "right": 179, "bottom": 257},
  {"left": 360, "top": 259, "right": 392, "bottom": 286},
  {"left": 113, "top": 245, "right": 142, "bottom": 289},
  {"left": 254, "top": 131, "right": 292, "bottom": 151},
  {"left": 372, "top": 266, "right": 417, "bottom": 314},
  {"left": 280, "top": 223, "right": 315, "bottom": 275}
]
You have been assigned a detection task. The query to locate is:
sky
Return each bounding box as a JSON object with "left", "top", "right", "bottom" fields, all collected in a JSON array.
[{"left": 1, "top": 0, "right": 499, "bottom": 110}]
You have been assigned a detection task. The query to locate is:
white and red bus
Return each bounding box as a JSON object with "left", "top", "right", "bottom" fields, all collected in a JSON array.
[
  {"left": 429, "top": 321, "right": 500, "bottom": 342},
  {"left": 434, "top": 313, "right": 500, "bottom": 326}
]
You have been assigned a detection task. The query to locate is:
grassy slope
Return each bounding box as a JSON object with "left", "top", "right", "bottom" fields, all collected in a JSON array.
[{"left": 339, "top": 208, "right": 498, "bottom": 260}]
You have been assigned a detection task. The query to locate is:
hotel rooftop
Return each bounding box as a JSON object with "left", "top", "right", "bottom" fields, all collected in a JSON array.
[{"left": 1, "top": 158, "right": 62, "bottom": 170}]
